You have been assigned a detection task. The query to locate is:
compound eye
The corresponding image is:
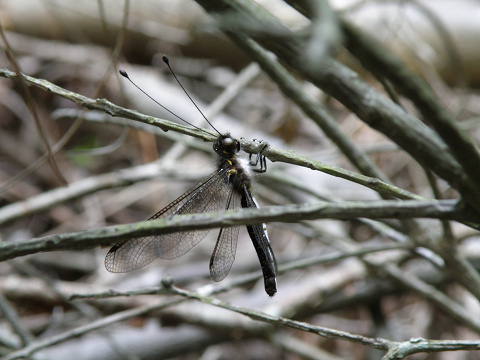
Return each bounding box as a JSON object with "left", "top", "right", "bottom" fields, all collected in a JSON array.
[{"left": 224, "top": 137, "right": 234, "bottom": 146}]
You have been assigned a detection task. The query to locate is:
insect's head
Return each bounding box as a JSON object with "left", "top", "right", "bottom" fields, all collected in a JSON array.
[{"left": 213, "top": 133, "right": 240, "bottom": 157}]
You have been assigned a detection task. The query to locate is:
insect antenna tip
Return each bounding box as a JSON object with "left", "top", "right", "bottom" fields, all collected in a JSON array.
[{"left": 119, "top": 69, "right": 129, "bottom": 79}]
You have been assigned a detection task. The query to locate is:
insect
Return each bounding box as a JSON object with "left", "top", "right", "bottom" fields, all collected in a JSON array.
[{"left": 105, "top": 57, "right": 278, "bottom": 296}]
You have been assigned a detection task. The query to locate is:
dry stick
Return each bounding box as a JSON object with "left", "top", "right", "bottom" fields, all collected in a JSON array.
[
  {"left": 0, "top": 199, "right": 466, "bottom": 263},
  {"left": 166, "top": 286, "right": 388, "bottom": 349},
  {"left": 0, "top": 63, "right": 261, "bottom": 225},
  {"left": 0, "top": 70, "right": 426, "bottom": 201},
  {"left": 9, "top": 260, "right": 138, "bottom": 360},
  {"left": 0, "top": 25, "right": 66, "bottom": 186},
  {"left": 71, "top": 279, "right": 480, "bottom": 359},
  {"left": 339, "top": 20, "right": 480, "bottom": 203},
  {"left": 232, "top": 32, "right": 390, "bottom": 184},
  {"left": 0, "top": 68, "right": 215, "bottom": 139},
  {"left": 222, "top": 30, "right": 428, "bottom": 262},
  {"left": 0, "top": 291, "right": 33, "bottom": 348},
  {"left": 333, "top": 19, "right": 480, "bottom": 303},
  {"left": 0, "top": 1, "right": 128, "bottom": 196},
  {"left": 318, "top": 226, "right": 480, "bottom": 335},
  {"left": 0, "top": 163, "right": 179, "bottom": 225},
  {"left": 164, "top": 285, "right": 480, "bottom": 358},
  {"left": 193, "top": 0, "right": 474, "bottom": 211},
  {"left": 193, "top": 0, "right": 480, "bottom": 311},
  {"left": 70, "top": 241, "right": 412, "bottom": 301},
  {"left": 2, "top": 298, "right": 183, "bottom": 360}
]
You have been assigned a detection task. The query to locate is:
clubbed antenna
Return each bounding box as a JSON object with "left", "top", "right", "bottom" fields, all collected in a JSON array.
[
  {"left": 162, "top": 55, "right": 221, "bottom": 135},
  {"left": 119, "top": 69, "right": 203, "bottom": 132}
]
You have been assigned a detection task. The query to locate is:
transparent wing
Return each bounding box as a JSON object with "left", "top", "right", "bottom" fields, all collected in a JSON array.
[
  {"left": 209, "top": 189, "right": 241, "bottom": 281},
  {"left": 105, "top": 168, "right": 231, "bottom": 273}
]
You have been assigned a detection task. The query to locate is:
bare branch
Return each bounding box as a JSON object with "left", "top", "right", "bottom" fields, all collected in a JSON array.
[{"left": 0, "top": 199, "right": 466, "bottom": 263}]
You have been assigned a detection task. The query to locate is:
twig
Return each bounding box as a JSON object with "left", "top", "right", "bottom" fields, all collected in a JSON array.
[
  {"left": 161, "top": 285, "right": 389, "bottom": 350},
  {"left": 299, "top": 0, "right": 342, "bottom": 71},
  {"left": 0, "top": 0, "right": 128, "bottom": 196},
  {"left": 380, "top": 262, "right": 480, "bottom": 333},
  {"left": 227, "top": 32, "right": 390, "bottom": 184},
  {"left": 338, "top": 19, "right": 480, "bottom": 209},
  {"left": 193, "top": 0, "right": 480, "bottom": 213},
  {"left": 320, "top": 227, "right": 480, "bottom": 334},
  {"left": 0, "top": 199, "right": 466, "bottom": 263},
  {"left": 0, "top": 291, "right": 33, "bottom": 347},
  {"left": 0, "top": 67, "right": 430, "bottom": 202},
  {"left": 0, "top": 160, "right": 205, "bottom": 226},
  {"left": 0, "top": 67, "right": 217, "bottom": 142},
  {"left": 165, "top": 284, "right": 480, "bottom": 358},
  {"left": 70, "top": 241, "right": 411, "bottom": 301},
  {"left": 271, "top": 333, "right": 344, "bottom": 360},
  {"left": 0, "top": 25, "right": 66, "bottom": 186},
  {"left": 2, "top": 298, "right": 183, "bottom": 360},
  {"left": 383, "top": 338, "right": 480, "bottom": 359}
]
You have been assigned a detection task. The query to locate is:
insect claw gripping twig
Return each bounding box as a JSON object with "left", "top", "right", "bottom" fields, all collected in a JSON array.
[{"left": 249, "top": 142, "right": 268, "bottom": 173}]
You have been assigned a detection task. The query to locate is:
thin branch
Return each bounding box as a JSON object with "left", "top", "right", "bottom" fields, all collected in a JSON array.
[
  {"left": 323, "top": 229, "right": 480, "bottom": 334},
  {"left": 70, "top": 272, "right": 480, "bottom": 359},
  {"left": 0, "top": 155, "right": 206, "bottom": 226},
  {"left": 0, "top": 68, "right": 427, "bottom": 203},
  {"left": 0, "top": 199, "right": 467, "bottom": 263},
  {"left": 9, "top": 259, "right": 139, "bottom": 360},
  {"left": 299, "top": 0, "right": 342, "bottom": 71},
  {"left": 0, "top": 25, "right": 66, "bottom": 186},
  {"left": 0, "top": 291, "right": 33, "bottom": 347},
  {"left": 69, "top": 241, "right": 412, "bottom": 301},
  {"left": 339, "top": 20, "right": 480, "bottom": 204},
  {"left": 167, "top": 285, "right": 388, "bottom": 349},
  {"left": 0, "top": 67, "right": 216, "bottom": 142},
  {"left": 228, "top": 32, "right": 391, "bottom": 184},
  {"left": 166, "top": 285, "right": 480, "bottom": 357},
  {"left": 383, "top": 338, "right": 480, "bottom": 359},
  {"left": 2, "top": 298, "right": 183, "bottom": 360},
  {"left": 193, "top": 0, "right": 480, "bottom": 213}
]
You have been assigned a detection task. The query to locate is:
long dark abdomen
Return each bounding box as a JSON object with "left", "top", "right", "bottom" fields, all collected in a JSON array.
[
  {"left": 220, "top": 155, "right": 278, "bottom": 297},
  {"left": 241, "top": 189, "right": 278, "bottom": 297}
]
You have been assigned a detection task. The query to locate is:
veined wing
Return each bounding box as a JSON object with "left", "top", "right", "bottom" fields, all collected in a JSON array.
[
  {"left": 105, "top": 168, "right": 231, "bottom": 273},
  {"left": 209, "top": 188, "right": 241, "bottom": 282}
]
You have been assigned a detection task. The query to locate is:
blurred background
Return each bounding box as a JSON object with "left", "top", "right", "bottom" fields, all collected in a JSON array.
[{"left": 1, "top": 0, "right": 480, "bottom": 359}]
